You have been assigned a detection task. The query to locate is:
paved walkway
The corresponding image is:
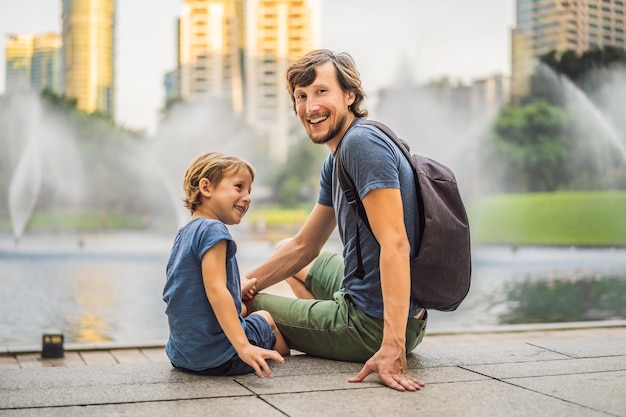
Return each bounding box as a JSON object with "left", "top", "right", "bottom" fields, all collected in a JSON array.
[{"left": 1, "top": 323, "right": 626, "bottom": 416}]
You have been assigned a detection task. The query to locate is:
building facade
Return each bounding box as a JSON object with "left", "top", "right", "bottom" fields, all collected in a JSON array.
[
  {"left": 178, "top": 0, "right": 245, "bottom": 112},
  {"left": 244, "top": 0, "right": 320, "bottom": 162},
  {"left": 61, "top": 0, "right": 115, "bottom": 117},
  {"left": 5, "top": 34, "right": 34, "bottom": 92},
  {"left": 511, "top": 0, "right": 626, "bottom": 99},
  {"left": 171, "top": 0, "right": 320, "bottom": 162},
  {"left": 5, "top": 33, "right": 62, "bottom": 95},
  {"left": 31, "top": 33, "right": 63, "bottom": 94}
]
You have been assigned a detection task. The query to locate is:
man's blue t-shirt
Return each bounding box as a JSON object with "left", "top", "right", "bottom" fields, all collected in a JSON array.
[
  {"left": 318, "top": 122, "right": 421, "bottom": 319},
  {"left": 163, "top": 217, "right": 244, "bottom": 371}
]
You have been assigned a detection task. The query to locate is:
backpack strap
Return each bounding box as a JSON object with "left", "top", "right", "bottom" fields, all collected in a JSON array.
[
  {"left": 357, "top": 120, "right": 425, "bottom": 249},
  {"left": 335, "top": 134, "right": 368, "bottom": 279},
  {"left": 335, "top": 119, "right": 421, "bottom": 279}
]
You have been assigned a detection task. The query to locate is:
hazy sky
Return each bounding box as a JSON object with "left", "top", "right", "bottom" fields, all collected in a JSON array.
[{"left": 0, "top": 0, "right": 515, "bottom": 134}]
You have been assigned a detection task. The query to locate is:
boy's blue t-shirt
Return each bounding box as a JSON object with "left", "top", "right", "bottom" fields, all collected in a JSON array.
[
  {"left": 163, "top": 217, "right": 244, "bottom": 371},
  {"left": 318, "top": 122, "right": 421, "bottom": 319}
]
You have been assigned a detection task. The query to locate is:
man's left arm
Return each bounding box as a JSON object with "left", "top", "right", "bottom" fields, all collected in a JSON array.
[{"left": 348, "top": 187, "right": 425, "bottom": 392}]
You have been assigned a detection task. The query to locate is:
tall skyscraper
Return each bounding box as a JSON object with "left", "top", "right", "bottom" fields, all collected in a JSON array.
[
  {"left": 31, "top": 33, "right": 62, "bottom": 95},
  {"left": 244, "top": 0, "right": 320, "bottom": 162},
  {"left": 511, "top": 0, "right": 626, "bottom": 99},
  {"left": 173, "top": 0, "right": 320, "bottom": 161},
  {"left": 178, "top": 0, "right": 244, "bottom": 112},
  {"left": 5, "top": 34, "right": 34, "bottom": 92},
  {"left": 5, "top": 33, "right": 62, "bottom": 95},
  {"left": 62, "top": 0, "right": 115, "bottom": 117}
]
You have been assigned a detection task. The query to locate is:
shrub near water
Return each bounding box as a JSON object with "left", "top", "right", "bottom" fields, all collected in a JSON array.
[{"left": 469, "top": 191, "right": 626, "bottom": 246}]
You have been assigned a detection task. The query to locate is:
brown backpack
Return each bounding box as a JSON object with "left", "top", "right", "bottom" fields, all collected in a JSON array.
[{"left": 336, "top": 119, "right": 471, "bottom": 311}]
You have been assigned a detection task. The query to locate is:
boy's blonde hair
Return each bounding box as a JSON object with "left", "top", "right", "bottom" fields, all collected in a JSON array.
[{"left": 182, "top": 152, "right": 255, "bottom": 214}]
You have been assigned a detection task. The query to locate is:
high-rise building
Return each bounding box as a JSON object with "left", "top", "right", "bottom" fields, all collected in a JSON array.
[
  {"left": 244, "top": 0, "right": 320, "bottom": 162},
  {"left": 5, "top": 33, "right": 62, "bottom": 95},
  {"left": 31, "top": 33, "right": 62, "bottom": 94},
  {"left": 178, "top": 0, "right": 244, "bottom": 112},
  {"left": 62, "top": 0, "right": 115, "bottom": 117},
  {"left": 172, "top": 0, "right": 320, "bottom": 161},
  {"left": 5, "top": 34, "right": 34, "bottom": 92},
  {"left": 511, "top": 0, "right": 626, "bottom": 99}
]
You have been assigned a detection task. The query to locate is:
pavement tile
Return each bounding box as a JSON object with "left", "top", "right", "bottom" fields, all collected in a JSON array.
[
  {"left": 79, "top": 350, "right": 117, "bottom": 365},
  {"left": 507, "top": 369, "right": 626, "bottom": 416},
  {"left": 110, "top": 349, "right": 150, "bottom": 364},
  {"left": 1, "top": 329, "right": 624, "bottom": 417},
  {"left": 47, "top": 352, "right": 85, "bottom": 367},
  {"left": 15, "top": 354, "right": 48, "bottom": 368},
  {"left": 0, "top": 356, "right": 19, "bottom": 370},
  {"left": 261, "top": 380, "right": 607, "bottom": 417},
  {"left": 527, "top": 336, "right": 626, "bottom": 358},
  {"left": 140, "top": 347, "right": 169, "bottom": 363},
  {"left": 237, "top": 366, "right": 487, "bottom": 395},
  {"left": 0, "top": 398, "right": 285, "bottom": 417},
  {"left": 408, "top": 342, "right": 568, "bottom": 368},
  {"left": 0, "top": 363, "right": 252, "bottom": 409},
  {"left": 255, "top": 355, "right": 363, "bottom": 377},
  {"left": 465, "top": 355, "right": 626, "bottom": 379}
]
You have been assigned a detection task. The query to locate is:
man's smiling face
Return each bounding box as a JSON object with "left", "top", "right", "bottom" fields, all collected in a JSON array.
[{"left": 293, "top": 61, "right": 355, "bottom": 148}]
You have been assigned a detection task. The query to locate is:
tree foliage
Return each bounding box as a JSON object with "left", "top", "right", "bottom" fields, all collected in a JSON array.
[
  {"left": 490, "top": 100, "right": 571, "bottom": 192},
  {"left": 539, "top": 46, "right": 626, "bottom": 85},
  {"left": 270, "top": 135, "right": 327, "bottom": 207},
  {"left": 491, "top": 46, "right": 626, "bottom": 193}
]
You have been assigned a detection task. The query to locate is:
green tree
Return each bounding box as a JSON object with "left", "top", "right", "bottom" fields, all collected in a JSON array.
[
  {"left": 270, "top": 136, "right": 327, "bottom": 207},
  {"left": 490, "top": 100, "right": 571, "bottom": 192},
  {"left": 538, "top": 46, "right": 626, "bottom": 91}
]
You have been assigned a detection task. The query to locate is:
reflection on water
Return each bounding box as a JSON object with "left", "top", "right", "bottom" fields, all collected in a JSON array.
[
  {"left": 1, "top": 233, "right": 625, "bottom": 345},
  {"left": 70, "top": 270, "right": 114, "bottom": 343},
  {"left": 418, "top": 245, "right": 626, "bottom": 332},
  {"left": 501, "top": 275, "right": 626, "bottom": 324}
]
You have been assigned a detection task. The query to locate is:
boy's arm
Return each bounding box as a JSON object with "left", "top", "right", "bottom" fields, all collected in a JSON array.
[
  {"left": 202, "top": 240, "right": 284, "bottom": 378},
  {"left": 246, "top": 203, "right": 336, "bottom": 291}
]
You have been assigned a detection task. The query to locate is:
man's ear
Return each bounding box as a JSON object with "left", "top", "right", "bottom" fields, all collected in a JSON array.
[
  {"left": 346, "top": 90, "right": 356, "bottom": 106},
  {"left": 199, "top": 178, "right": 212, "bottom": 197}
]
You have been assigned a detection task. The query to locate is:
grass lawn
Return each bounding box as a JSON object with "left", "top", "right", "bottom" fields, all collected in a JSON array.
[
  {"left": 7, "top": 192, "right": 625, "bottom": 248},
  {"left": 468, "top": 191, "right": 626, "bottom": 246},
  {"left": 247, "top": 207, "right": 309, "bottom": 227}
]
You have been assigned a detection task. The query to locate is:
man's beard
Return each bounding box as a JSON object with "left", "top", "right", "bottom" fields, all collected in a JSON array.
[{"left": 308, "top": 113, "right": 348, "bottom": 145}]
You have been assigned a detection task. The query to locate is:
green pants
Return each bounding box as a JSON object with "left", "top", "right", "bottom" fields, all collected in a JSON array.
[{"left": 251, "top": 252, "right": 427, "bottom": 362}]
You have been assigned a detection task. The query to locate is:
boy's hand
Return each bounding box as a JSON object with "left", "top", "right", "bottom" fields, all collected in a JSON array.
[
  {"left": 241, "top": 276, "right": 257, "bottom": 300},
  {"left": 239, "top": 345, "right": 285, "bottom": 378}
]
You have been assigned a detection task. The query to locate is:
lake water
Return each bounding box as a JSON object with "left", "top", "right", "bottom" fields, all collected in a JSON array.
[{"left": 1, "top": 232, "right": 625, "bottom": 346}]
